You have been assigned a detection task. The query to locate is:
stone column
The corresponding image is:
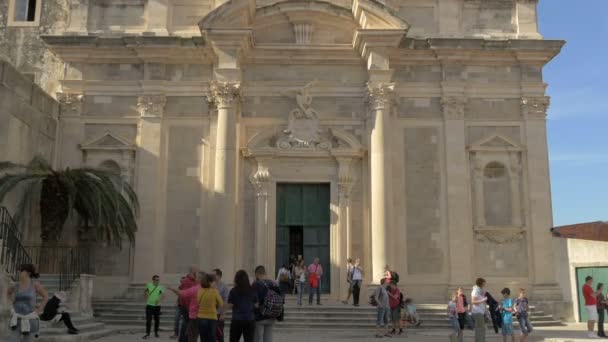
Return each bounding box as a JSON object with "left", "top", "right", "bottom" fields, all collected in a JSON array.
[
  {"left": 441, "top": 96, "right": 475, "bottom": 288},
  {"left": 132, "top": 95, "right": 166, "bottom": 282},
  {"left": 337, "top": 157, "right": 354, "bottom": 299},
  {"left": 509, "top": 153, "right": 523, "bottom": 226},
  {"left": 522, "top": 96, "right": 562, "bottom": 301},
  {"left": 250, "top": 159, "right": 271, "bottom": 269},
  {"left": 209, "top": 82, "right": 240, "bottom": 276},
  {"left": 366, "top": 82, "right": 394, "bottom": 283},
  {"left": 145, "top": 0, "right": 169, "bottom": 36}
]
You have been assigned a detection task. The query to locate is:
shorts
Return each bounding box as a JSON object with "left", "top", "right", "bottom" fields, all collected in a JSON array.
[
  {"left": 390, "top": 307, "right": 401, "bottom": 322},
  {"left": 587, "top": 305, "right": 599, "bottom": 321},
  {"left": 501, "top": 322, "right": 514, "bottom": 336}
]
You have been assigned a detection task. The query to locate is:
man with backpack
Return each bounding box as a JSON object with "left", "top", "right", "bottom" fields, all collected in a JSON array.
[{"left": 252, "top": 265, "right": 283, "bottom": 342}]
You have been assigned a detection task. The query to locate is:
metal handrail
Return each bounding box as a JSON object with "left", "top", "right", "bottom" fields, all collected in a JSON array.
[
  {"left": 0, "top": 207, "right": 32, "bottom": 280},
  {"left": 25, "top": 245, "right": 94, "bottom": 291}
]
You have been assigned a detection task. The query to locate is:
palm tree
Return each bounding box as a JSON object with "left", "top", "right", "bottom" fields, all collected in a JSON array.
[{"left": 0, "top": 156, "right": 138, "bottom": 248}]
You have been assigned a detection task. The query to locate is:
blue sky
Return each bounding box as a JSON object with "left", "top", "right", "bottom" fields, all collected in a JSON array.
[{"left": 539, "top": 1, "right": 608, "bottom": 226}]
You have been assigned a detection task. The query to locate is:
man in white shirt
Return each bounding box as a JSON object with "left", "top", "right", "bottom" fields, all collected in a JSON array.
[
  {"left": 351, "top": 258, "right": 363, "bottom": 306},
  {"left": 471, "top": 278, "right": 488, "bottom": 342}
]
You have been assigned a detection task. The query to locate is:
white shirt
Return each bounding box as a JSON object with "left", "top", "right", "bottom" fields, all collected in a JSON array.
[
  {"left": 352, "top": 266, "right": 362, "bottom": 281},
  {"left": 471, "top": 286, "right": 486, "bottom": 314}
]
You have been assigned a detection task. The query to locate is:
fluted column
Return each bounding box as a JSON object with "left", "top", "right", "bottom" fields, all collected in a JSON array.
[
  {"left": 337, "top": 157, "right": 355, "bottom": 298},
  {"left": 366, "top": 82, "right": 394, "bottom": 283},
  {"left": 209, "top": 81, "right": 240, "bottom": 275},
  {"left": 250, "top": 159, "right": 271, "bottom": 269}
]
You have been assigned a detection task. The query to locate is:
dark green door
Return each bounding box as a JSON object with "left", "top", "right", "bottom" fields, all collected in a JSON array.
[
  {"left": 277, "top": 183, "right": 331, "bottom": 293},
  {"left": 576, "top": 267, "right": 608, "bottom": 321}
]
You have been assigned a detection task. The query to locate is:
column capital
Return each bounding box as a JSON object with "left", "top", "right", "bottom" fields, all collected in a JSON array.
[
  {"left": 366, "top": 82, "right": 395, "bottom": 111},
  {"left": 137, "top": 94, "right": 167, "bottom": 117},
  {"left": 521, "top": 96, "right": 550, "bottom": 119},
  {"left": 250, "top": 161, "right": 271, "bottom": 197},
  {"left": 209, "top": 81, "right": 242, "bottom": 109},
  {"left": 57, "top": 93, "right": 84, "bottom": 116},
  {"left": 441, "top": 96, "right": 467, "bottom": 120}
]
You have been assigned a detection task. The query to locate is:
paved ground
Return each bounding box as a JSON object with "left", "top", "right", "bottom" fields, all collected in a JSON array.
[{"left": 97, "top": 324, "right": 604, "bottom": 342}]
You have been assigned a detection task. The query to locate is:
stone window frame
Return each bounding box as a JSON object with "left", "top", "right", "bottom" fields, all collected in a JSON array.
[{"left": 7, "top": 0, "right": 42, "bottom": 27}]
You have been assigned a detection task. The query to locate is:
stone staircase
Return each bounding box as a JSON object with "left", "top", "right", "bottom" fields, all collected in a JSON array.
[
  {"left": 36, "top": 274, "right": 115, "bottom": 341},
  {"left": 92, "top": 296, "right": 562, "bottom": 333}
]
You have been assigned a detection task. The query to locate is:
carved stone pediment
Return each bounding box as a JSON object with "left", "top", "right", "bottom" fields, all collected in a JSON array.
[
  {"left": 468, "top": 134, "right": 522, "bottom": 152},
  {"left": 79, "top": 131, "right": 135, "bottom": 151}
]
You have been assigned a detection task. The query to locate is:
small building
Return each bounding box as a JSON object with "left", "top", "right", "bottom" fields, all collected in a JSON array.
[{"left": 552, "top": 222, "right": 608, "bottom": 322}]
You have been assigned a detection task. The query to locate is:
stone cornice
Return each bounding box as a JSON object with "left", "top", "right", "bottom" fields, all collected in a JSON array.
[{"left": 41, "top": 35, "right": 211, "bottom": 63}]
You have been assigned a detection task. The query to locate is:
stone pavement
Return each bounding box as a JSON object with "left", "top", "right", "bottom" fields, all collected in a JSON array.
[{"left": 94, "top": 324, "right": 602, "bottom": 342}]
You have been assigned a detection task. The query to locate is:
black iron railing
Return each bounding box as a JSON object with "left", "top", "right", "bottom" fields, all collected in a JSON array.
[
  {"left": 0, "top": 207, "right": 32, "bottom": 280},
  {"left": 25, "top": 245, "right": 94, "bottom": 290}
]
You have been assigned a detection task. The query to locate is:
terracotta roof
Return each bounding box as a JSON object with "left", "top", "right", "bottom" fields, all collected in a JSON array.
[{"left": 551, "top": 221, "right": 608, "bottom": 242}]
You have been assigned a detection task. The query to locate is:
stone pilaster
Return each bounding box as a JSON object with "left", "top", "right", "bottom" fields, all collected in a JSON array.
[
  {"left": 57, "top": 93, "right": 84, "bottom": 116},
  {"left": 65, "top": 0, "right": 89, "bottom": 35},
  {"left": 145, "top": 0, "right": 169, "bottom": 36},
  {"left": 366, "top": 81, "right": 394, "bottom": 283},
  {"left": 442, "top": 95, "right": 475, "bottom": 288},
  {"left": 132, "top": 94, "right": 166, "bottom": 282},
  {"left": 509, "top": 153, "right": 523, "bottom": 226},
  {"left": 521, "top": 95, "right": 562, "bottom": 301},
  {"left": 208, "top": 81, "right": 241, "bottom": 276}
]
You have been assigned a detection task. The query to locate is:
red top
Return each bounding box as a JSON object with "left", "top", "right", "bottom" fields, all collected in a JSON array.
[
  {"left": 583, "top": 284, "right": 597, "bottom": 306},
  {"left": 178, "top": 274, "right": 198, "bottom": 307},
  {"left": 388, "top": 287, "right": 401, "bottom": 309}
]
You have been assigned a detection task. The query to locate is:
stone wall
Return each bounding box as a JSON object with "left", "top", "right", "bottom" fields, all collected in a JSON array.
[{"left": 0, "top": 0, "right": 67, "bottom": 93}]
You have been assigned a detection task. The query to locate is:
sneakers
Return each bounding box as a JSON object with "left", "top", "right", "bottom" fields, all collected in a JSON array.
[
  {"left": 142, "top": 335, "right": 149, "bottom": 340},
  {"left": 67, "top": 329, "right": 79, "bottom": 335},
  {"left": 588, "top": 332, "right": 599, "bottom": 338}
]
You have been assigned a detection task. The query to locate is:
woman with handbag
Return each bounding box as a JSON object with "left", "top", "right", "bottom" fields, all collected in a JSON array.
[{"left": 307, "top": 258, "right": 323, "bottom": 305}]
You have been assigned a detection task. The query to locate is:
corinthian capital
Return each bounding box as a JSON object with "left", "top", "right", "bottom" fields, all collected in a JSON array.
[
  {"left": 441, "top": 96, "right": 467, "bottom": 120},
  {"left": 521, "top": 96, "right": 550, "bottom": 119},
  {"left": 137, "top": 95, "right": 167, "bottom": 117},
  {"left": 209, "top": 81, "right": 242, "bottom": 108},
  {"left": 57, "top": 93, "right": 84, "bottom": 115},
  {"left": 366, "top": 82, "right": 395, "bottom": 111}
]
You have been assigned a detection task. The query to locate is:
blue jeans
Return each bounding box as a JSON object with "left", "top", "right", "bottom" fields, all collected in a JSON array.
[
  {"left": 255, "top": 319, "right": 274, "bottom": 342},
  {"left": 308, "top": 280, "right": 321, "bottom": 304},
  {"left": 450, "top": 317, "right": 463, "bottom": 342},
  {"left": 376, "top": 307, "right": 389, "bottom": 326},
  {"left": 517, "top": 313, "right": 533, "bottom": 335},
  {"left": 297, "top": 282, "right": 305, "bottom": 305},
  {"left": 173, "top": 305, "right": 184, "bottom": 336},
  {"left": 197, "top": 318, "right": 217, "bottom": 342}
]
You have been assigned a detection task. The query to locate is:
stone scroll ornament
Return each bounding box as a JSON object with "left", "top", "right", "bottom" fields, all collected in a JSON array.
[{"left": 277, "top": 81, "right": 331, "bottom": 150}]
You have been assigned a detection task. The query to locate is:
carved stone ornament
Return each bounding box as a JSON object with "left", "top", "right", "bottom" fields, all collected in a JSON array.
[
  {"left": 57, "top": 93, "right": 84, "bottom": 115},
  {"left": 366, "top": 82, "right": 395, "bottom": 111},
  {"left": 441, "top": 96, "right": 466, "bottom": 120},
  {"left": 209, "top": 81, "right": 241, "bottom": 108},
  {"left": 137, "top": 95, "right": 167, "bottom": 117},
  {"left": 521, "top": 96, "right": 550, "bottom": 118},
  {"left": 474, "top": 228, "right": 526, "bottom": 244},
  {"left": 251, "top": 164, "right": 271, "bottom": 197},
  {"left": 276, "top": 81, "right": 331, "bottom": 150}
]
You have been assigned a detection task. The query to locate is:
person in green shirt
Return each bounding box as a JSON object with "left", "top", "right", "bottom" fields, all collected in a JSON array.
[{"left": 143, "top": 275, "right": 164, "bottom": 339}]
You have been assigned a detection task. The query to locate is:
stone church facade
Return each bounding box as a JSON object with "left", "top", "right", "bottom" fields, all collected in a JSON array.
[{"left": 2, "top": 0, "right": 565, "bottom": 307}]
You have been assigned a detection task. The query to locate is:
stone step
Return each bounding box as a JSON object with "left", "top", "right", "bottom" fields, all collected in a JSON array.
[
  {"left": 42, "top": 322, "right": 107, "bottom": 336},
  {"left": 37, "top": 328, "right": 116, "bottom": 342}
]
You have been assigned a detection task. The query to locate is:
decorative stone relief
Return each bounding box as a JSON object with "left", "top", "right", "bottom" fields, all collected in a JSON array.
[
  {"left": 276, "top": 81, "right": 331, "bottom": 150},
  {"left": 251, "top": 162, "right": 271, "bottom": 197},
  {"left": 137, "top": 95, "right": 167, "bottom": 117},
  {"left": 474, "top": 228, "right": 526, "bottom": 245},
  {"left": 208, "top": 81, "right": 242, "bottom": 108},
  {"left": 293, "top": 23, "right": 313, "bottom": 45},
  {"left": 366, "top": 82, "right": 395, "bottom": 112},
  {"left": 57, "top": 93, "right": 84, "bottom": 115},
  {"left": 441, "top": 96, "right": 466, "bottom": 120},
  {"left": 521, "top": 96, "right": 550, "bottom": 119}
]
